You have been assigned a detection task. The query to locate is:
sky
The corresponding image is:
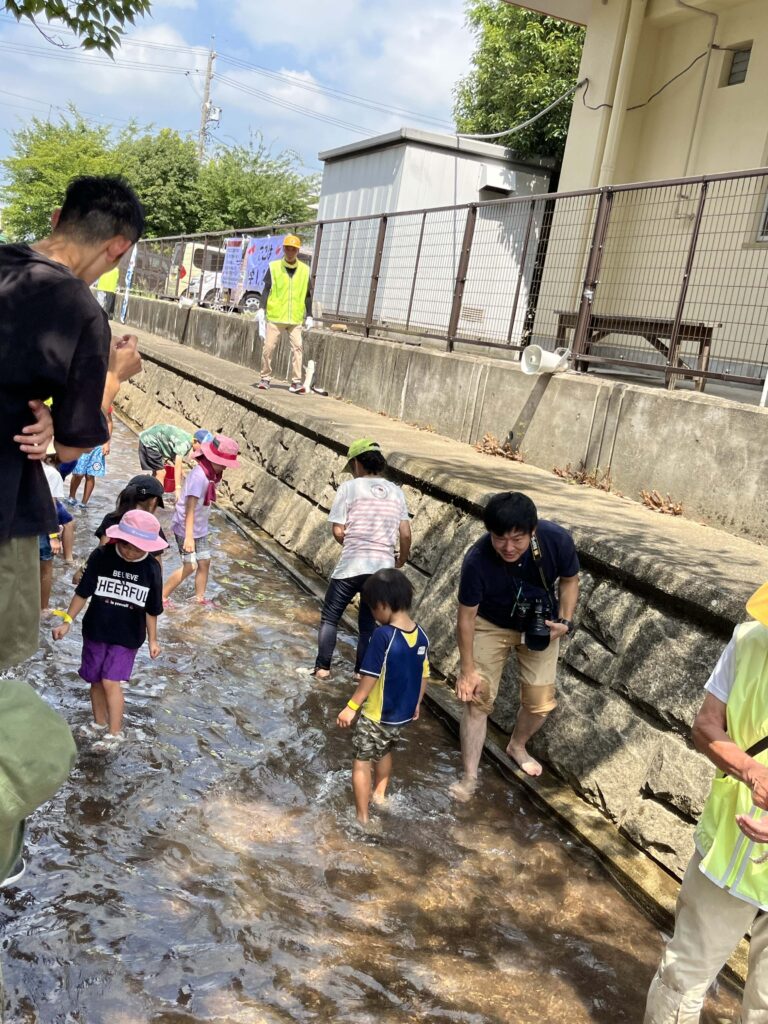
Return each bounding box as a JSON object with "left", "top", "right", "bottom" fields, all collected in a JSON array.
[{"left": 0, "top": 0, "right": 475, "bottom": 179}]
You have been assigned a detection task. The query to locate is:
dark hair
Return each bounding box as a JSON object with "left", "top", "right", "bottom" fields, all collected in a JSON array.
[
  {"left": 355, "top": 450, "right": 387, "bottom": 475},
  {"left": 362, "top": 568, "right": 414, "bottom": 613},
  {"left": 114, "top": 484, "right": 144, "bottom": 517},
  {"left": 483, "top": 491, "right": 538, "bottom": 535},
  {"left": 55, "top": 175, "right": 145, "bottom": 244}
]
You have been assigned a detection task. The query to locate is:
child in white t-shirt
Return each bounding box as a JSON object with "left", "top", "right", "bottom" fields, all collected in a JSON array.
[{"left": 311, "top": 439, "right": 411, "bottom": 680}]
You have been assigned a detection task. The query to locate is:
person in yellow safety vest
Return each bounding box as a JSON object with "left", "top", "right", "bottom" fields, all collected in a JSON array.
[
  {"left": 95, "top": 265, "right": 120, "bottom": 319},
  {"left": 255, "top": 234, "right": 317, "bottom": 395},
  {"left": 644, "top": 581, "right": 768, "bottom": 1024}
]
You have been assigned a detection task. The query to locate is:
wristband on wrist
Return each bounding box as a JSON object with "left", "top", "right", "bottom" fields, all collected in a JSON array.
[
  {"left": 53, "top": 610, "right": 73, "bottom": 624},
  {"left": 557, "top": 617, "right": 574, "bottom": 635},
  {"left": 49, "top": 532, "right": 59, "bottom": 540},
  {"left": 347, "top": 699, "right": 361, "bottom": 712}
]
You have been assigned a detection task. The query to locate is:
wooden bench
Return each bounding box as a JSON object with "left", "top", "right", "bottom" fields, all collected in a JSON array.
[{"left": 555, "top": 311, "right": 714, "bottom": 392}]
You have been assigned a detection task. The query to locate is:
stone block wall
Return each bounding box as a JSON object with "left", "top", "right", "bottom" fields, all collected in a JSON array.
[{"left": 116, "top": 356, "right": 731, "bottom": 881}]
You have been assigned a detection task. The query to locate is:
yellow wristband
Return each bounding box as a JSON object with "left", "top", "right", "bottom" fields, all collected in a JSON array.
[
  {"left": 48, "top": 533, "right": 59, "bottom": 540},
  {"left": 347, "top": 699, "right": 361, "bottom": 712},
  {"left": 52, "top": 610, "right": 73, "bottom": 624}
]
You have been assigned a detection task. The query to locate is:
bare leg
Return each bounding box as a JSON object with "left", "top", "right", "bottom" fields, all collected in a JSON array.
[
  {"left": 506, "top": 708, "right": 548, "bottom": 777},
  {"left": 102, "top": 678, "right": 125, "bottom": 735},
  {"left": 163, "top": 561, "right": 196, "bottom": 600},
  {"left": 90, "top": 682, "right": 108, "bottom": 726},
  {"left": 194, "top": 558, "right": 211, "bottom": 602},
  {"left": 40, "top": 558, "right": 53, "bottom": 610},
  {"left": 69, "top": 474, "right": 84, "bottom": 501},
  {"left": 352, "top": 759, "right": 372, "bottom": 824},
  {"left": 371, "top": 753, "right": 393, "bottom": 805},
  {"left": 449, "top": 703, "right": 487, "bottom": 801},
  {"left": 61, "top": 521, "right": 75, "bottom": 562},
  {"left": 82, "top": 476, "right": 96, "bottom": 506}
]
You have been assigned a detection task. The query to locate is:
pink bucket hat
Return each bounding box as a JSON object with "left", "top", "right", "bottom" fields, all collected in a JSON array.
[
  {"left": 106, "top": 509, "right": 168, "bottom": 552},
  {"left": 194, "top": 433, "right": 241, "bottom": 469}
]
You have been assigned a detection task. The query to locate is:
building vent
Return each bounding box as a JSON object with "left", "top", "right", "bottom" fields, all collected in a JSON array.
[
  {"left": 722, "top": 44, "right": 751, "bottom": 86},
  {"left": 460, "top": 306, "right": 484, "bottom": 324}
]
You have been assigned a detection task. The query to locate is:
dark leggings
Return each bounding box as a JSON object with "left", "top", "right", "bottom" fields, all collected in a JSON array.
[{"left": 315, "top": 573, "right": 375, "bottom": 673}]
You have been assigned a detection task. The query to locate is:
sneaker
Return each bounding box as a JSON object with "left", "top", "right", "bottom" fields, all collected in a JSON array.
[
  {"left": 92, "top": 732, "right": 127, "bottom": 752},
  {"left": 256, "top": 378, "right": 270, "bottom": 390},
  {"left": 0, "top": 857, "right": 26, "bottom": 889},
  {"left": 63, "top": 497, "right": 78, "bottom": 508},
  {"left": 78, "top": 722, "right": 108, "bottom": 739},
  {"left": 288, "top": 382, "right": 307, "bottom": 394},
  {"left": 77, "top": 501, "right": 88, "bottom": 510},
  {"left": 311, "top": 384, "right": 329, "bottom": 396}
]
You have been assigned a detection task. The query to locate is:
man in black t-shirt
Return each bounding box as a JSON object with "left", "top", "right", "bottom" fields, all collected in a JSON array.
[
  {"left": 451, "top": 492, "right": 580, "bottom": 801},
  {"left": 0, "top": 175, "right": 145, "bottom": 671}
]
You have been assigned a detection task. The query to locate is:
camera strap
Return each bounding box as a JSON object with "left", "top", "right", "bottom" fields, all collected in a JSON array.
[{"left": 530, "top": 533, "right": 558, "bottom": 611}]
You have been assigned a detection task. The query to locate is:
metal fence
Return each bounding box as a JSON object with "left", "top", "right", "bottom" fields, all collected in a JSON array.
[{"left": 126, "top": 166, "right": 768, "bottom": 392}]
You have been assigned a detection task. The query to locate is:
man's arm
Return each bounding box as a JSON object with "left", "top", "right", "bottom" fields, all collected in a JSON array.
[
  {"left": 693, "top": 691, "right": 768, "bottom": 843},
  {"left": 14, "top": 400, "right": 54, "bottom": 461},
  {"left": 304, "top": 273, "right": 312, "bottom": 319},
  {"left": 456, "top": 603, "right": 483, "bottom": 702},
  {"left": 101, "top": 334, "right": 142, "bottom": 413},
  {"left": 396, "top": 521, "right": 411, "bottom": 568},
  {"left": 545, "top": 573, "right": 580, "bottom": 639}
]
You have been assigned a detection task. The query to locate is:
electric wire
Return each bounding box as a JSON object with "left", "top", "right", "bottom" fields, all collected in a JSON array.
[
  {"left": 457, "top": 79, "right": 586, "bottom": 140},
  {"left": 581, "top": 51, "right": 709, "bottom": 113}
]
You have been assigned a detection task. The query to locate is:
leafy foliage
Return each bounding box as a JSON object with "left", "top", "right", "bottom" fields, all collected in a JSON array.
[
  {"left": 0, "top": 113, "right": 318, "bottom": 241},
  {"left": 3, "top": 0, "right": 151, "bottom": 55},
  {"left": 0, "top": 109, "right": 119, "bottom": 240},
  {"left": 116, "top": 127, "right": 201, "bottom": 237},
  {"left": 197, "top": 138, "right": 319, "bottom": 233},
  {"left": 454, "top": 1, "right": 585, "bottom": 164}
]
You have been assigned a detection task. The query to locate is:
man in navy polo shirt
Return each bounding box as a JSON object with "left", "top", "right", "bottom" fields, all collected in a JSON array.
[{"left": 451, "top": 491, "right": 579, "bottom": 800}]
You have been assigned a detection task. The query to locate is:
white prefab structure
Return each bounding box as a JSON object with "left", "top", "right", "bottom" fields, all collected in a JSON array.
[{"left": 315, "top": 129, "right": 554, "bottom": 341}]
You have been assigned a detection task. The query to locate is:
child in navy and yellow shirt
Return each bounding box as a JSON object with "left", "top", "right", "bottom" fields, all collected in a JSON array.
[{"left": 337, "top": 568, "right": 429, "bottom": 824}]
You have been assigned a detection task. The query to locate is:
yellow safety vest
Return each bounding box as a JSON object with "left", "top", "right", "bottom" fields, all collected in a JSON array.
[
  {"left": 265, "top": 259, "right": 309, "bottom": 325},
  {"left": 96, "top": 267, "right": 120, "bottom": 293},
  {"left": 696, "top": 620, "right": 768, "bottom": 908}
]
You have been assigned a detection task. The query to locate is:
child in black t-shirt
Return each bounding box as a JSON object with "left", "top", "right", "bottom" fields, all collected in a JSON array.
[{"left": 52, "top": 509, "right": 167, "bottom": 748}]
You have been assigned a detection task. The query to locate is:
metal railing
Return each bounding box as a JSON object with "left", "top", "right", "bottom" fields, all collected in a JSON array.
[{"left": 125, "top": 166, "right": 768, "bottom": 392}]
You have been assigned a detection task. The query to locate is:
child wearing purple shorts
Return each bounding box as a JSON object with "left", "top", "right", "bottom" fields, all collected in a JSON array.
[{"left": 52, "top": 509, "right": 167, "bottom": 747}]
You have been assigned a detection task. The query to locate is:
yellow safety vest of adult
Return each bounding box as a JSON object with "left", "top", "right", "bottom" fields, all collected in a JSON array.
[
  {"left": 695, "top": 620, "right": 768, "bottom": 908},
  {"left": 265, "top": 259, "right": 309, "bottom": 325},
  {"left": 96, "top": 266, "right": 120, "bottom": 293}
]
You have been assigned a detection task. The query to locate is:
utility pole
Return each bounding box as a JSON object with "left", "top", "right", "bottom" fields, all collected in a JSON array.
[{"left": 198, "top": 41, "right": 216, "bottom": 162}]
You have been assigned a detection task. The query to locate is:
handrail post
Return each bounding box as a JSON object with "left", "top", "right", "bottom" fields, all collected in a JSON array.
[
  {"left": 507, "top": 198, "right": 536, "bottom": 345},
  {"left": 309, "top": 222, "right": 324, "bottom": 317},
  {"left": 572, "top": 188, "right": 614, "bottom": 366},
  {"left": 405, "top": 211, "right": 427, "bottom": 331},
  {"left": 364, "top": 215, "right": 388, "bottom": 336},
  {"left": 447, "top": 204, "right": 478, "bottom": 352},
  {"left": 666, "top": 180, "right": 708, "bottom": 389}
]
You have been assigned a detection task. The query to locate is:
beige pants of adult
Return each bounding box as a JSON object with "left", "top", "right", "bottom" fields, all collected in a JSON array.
[
  {"left": 644, "top": 851, "right": 768, "bottom": 1023},
  {"left": 261, "top": 322, "right": 303, "bottom": 383}
]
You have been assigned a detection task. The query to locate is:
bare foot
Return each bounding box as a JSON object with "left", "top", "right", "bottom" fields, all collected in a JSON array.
[
  {"left": 506, "top": 740, "right": 542, "bottom": 777},
  {"left": 371, "top": 792, "right": 389, "bottom": 808},
  {"left": 312, "top": 667, "right": 331, "bottom": 679},
  {"left": 449, "top": 775, "right": 478, "bottom": 802}
]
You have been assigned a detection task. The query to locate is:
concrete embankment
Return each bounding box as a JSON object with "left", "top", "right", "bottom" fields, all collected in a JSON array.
[{"left": 124, "top": 295, "right": 768, "bottom": 543}]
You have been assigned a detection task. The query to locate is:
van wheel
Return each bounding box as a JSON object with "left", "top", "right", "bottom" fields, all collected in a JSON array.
[
  {"left": 241, "top": 292, "right": 262, "bottom": 313},
  {"left": 203, "top": 289, "right": 222, "bottom": 306}
]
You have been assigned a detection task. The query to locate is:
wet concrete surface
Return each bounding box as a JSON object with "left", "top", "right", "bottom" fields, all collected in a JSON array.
[{"left": 0, "top": 421, "right": 740, "bottom": 1023}]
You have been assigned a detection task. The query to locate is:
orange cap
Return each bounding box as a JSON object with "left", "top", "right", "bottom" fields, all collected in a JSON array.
[
  {"left": 747, "top": 583, "right": 768, "bottom": 627},
  {"left": 283, "top": 234, "right": 301, "bottom": 248}
]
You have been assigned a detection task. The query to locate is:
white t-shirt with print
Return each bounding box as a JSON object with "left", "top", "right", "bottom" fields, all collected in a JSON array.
[{"left": 328, "top": 476, "right": 409, "bottom": 579}]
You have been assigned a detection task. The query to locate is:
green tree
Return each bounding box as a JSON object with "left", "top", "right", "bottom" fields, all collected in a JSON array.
[
  {"left": 454, "top": 2, "right": 585, "bottom": 164},
  {"left": 0, "top": 109, "right": 118, "bottom": 240},
  {"left": 197, "top": 139, "right": 318, "bottom": 233},
  {"left": 117, "top": 127, "right": 201, "bottom": 237},
  {"left": 3, "top": 0, "right": 151, "bottom": 55}
]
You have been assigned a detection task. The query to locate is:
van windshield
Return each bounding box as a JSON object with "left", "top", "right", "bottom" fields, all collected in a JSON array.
[{"left": 193, "top": 248, "right": 226, "bottom": 273}]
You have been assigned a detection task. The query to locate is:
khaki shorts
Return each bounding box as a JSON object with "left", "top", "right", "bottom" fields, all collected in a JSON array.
[
  {"left": 472, "top": 615, "right": 558, "bottom": 716},
  {"left": 0, "top": 536, "right": 40, "bottom": 673}
]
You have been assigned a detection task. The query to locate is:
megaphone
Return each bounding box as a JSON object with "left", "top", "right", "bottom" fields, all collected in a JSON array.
[{"left": 521, "top": 346, "right": 571, "bottom": 375}]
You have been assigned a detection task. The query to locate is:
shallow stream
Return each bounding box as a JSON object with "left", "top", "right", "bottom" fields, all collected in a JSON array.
[{"left": 1, "top": 421, "right": 737, "bottom": 1023}]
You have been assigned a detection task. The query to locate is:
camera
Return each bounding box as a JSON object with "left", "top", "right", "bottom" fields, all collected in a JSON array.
[{"left": 511, "top": 596, "right": 552, "bottom": 651}]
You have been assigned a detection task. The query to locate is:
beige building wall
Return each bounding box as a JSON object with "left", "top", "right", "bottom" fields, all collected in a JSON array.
[{"left": 529, "top": 0, "right": 768, "bottom": 378}]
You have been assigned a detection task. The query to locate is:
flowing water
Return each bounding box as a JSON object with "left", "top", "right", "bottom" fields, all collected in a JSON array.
[{"left": 1, "top": 421, "right": 738, "bottom": 1023}]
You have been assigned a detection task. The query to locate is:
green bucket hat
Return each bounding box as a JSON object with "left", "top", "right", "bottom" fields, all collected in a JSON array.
[{"left": 0, "top": 680, "right": 77, "bottom": 882}]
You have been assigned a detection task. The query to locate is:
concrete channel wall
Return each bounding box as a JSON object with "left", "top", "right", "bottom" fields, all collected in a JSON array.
[
  {"left": 124, "top": 296, "right": 768, "bottom": 545},
  {"left": 112, "top": 336, "right": 765, "bottom": 886}
]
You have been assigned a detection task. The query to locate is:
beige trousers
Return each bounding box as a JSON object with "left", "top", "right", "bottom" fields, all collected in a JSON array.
[
  {"left": 645, "top": 851, "right": 768, "bottom": 1023},
  {"left": 261, "top": 322, "right": 303, "bottom": 383}
]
